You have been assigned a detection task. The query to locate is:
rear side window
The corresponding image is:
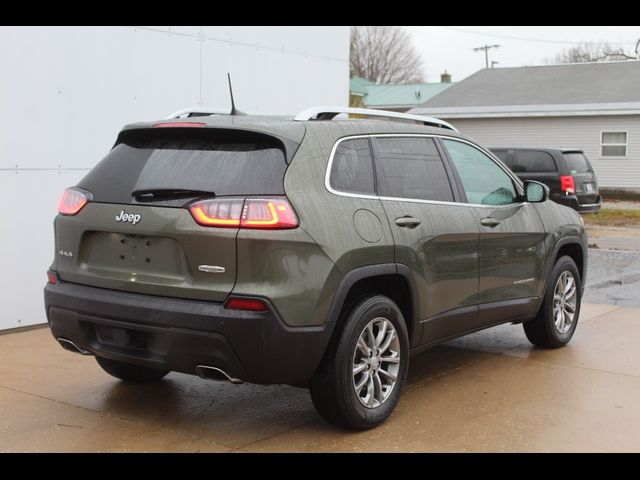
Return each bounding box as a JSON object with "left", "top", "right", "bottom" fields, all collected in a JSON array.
[
  {"left": 373, "top": 137, "right": 454, "bottom": 202},
  {"left": 329, "top": 138, "right": 375, "bottom": 195},
  {"left": 78, "top": 129, "right": 288, "bottom": 205},
  {"left": 563, "top": 152, "right": 592, "bottom": 174},
  {"left": 491, "top": 150, "right": 509, "bottom": 164},
  {"left": 514, "top": 150, "right": 556, "bottom": 172},
  {"left": 491, "top": 150, "right": 513, "bottom": 170}
]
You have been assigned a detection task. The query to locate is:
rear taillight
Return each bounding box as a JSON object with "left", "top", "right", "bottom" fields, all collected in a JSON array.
[
  {"left": 225, "top": 297, "right": 268, "bottom": 312},
  {"left": 47, "top": 270, "right": 58, "bottom": 284},
  {"left": 58, "top": 188, "right": 88, "bottom": 215},
  {"left": 189, "top": 197, "right": 298, "bottom": 229},
  {"left": 242, "top": 198, "right": 298, "bottom": 229},
  {"left": 560, "top": 175, "right": 575, "bottom": 194},
  {"left": 190, "top": 198, "right": 244, "bottom": 227}
]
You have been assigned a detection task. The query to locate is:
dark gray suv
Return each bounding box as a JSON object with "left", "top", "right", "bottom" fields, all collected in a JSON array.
[
  {"left": 45, "top": 107, "right": 587, "bottom": 429},
  {"left": 490, "top": 147, "right": 602, "bottom": 213}
]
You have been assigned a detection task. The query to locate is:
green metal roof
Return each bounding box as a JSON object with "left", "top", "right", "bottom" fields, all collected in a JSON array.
[
  {"left": 349, "top": 76, "right": 374, "bottom": 96},
  {"left": 363, "top": 82, "right": 454, "bottom": 108}
]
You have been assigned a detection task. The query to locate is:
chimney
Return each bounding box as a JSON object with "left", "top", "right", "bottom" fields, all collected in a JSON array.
[{"left": 440, "top": 70, "right": 451, "bottom": 83}]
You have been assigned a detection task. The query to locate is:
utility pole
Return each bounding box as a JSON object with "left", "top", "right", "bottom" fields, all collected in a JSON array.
[
  {"left": 491, "top": 60, "right": 499, "bottom": 68},
  {"left": 473, "top": 44, "right": 500, "bottom": 69},
  {"left": 636, "top": 38, "right": 640, "bottom": 59}
]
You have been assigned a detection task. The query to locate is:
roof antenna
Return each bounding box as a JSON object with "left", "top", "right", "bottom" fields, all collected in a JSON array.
[{"left": 227, "top": 73, "right": 245, "bottom": 115}]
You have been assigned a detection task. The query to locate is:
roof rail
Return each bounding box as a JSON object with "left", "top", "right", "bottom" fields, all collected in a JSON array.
[
  {"left": 165, "top": 107, "right": 231, "bottom": 120},
  {"left": 294, "top": 106, "right": 458, "bottom": 131}
]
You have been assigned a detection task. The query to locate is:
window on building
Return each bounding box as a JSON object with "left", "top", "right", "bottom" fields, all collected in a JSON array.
[{"left": 601, "top": 132, "right": 627, "bottom": 157}]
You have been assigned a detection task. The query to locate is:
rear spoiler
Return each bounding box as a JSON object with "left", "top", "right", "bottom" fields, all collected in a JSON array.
[{"left": 113, "top": 125, "right": 302, "bottom": 164}]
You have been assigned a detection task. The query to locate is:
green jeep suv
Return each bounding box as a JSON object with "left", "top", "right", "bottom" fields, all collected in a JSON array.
[{"left": 45, "top": 107, "right": 587, "bottom": 429}]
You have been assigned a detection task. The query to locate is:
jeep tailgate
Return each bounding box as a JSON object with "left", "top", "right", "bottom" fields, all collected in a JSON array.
[{"left": 53, "top": 127, "right": 289, "bottom": 302}]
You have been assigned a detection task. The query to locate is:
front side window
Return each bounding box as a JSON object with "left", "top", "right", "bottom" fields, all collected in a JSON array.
[
  {"left": 443, "top": 139, "right": 518, "bottom": 206},
  {"left": 601, "top": 132, "right": 627, "bottom": 157},
  {"left": 329, "top": 138, "right": 375, "bottom": 195},
  {"left": 373, "top": 137, "right": 455, "bottom": 202}
]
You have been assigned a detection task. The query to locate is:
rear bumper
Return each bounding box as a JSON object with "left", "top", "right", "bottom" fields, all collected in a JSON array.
[
  {"left": 44, "top": 281, "right": 334, "bottom": 385},
  {"left": 553, "top": 194, "right": 602, "bottom": 213}
]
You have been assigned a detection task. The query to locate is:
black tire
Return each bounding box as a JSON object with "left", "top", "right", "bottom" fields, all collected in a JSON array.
[
  {"left": 524, "top": 255, "right": 581, "bottom": 348},
  {"left": 95, "top": 356, "right": 169, "bottom": 383},
  {"left": 309, "top": 295, "right": 409, "bottom": 430}
]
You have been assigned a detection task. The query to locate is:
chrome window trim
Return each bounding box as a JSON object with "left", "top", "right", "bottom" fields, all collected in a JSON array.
[{"left": 325, "top": 133, "right": 525, "bottom": 208}]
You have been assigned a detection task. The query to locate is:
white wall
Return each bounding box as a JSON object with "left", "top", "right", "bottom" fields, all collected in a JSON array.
[
  {"left": 449, "top": 115, "right": 640, "bottom": 189},
  {"left": 0, "top": 26, "right": 349, "bottom": 330}
]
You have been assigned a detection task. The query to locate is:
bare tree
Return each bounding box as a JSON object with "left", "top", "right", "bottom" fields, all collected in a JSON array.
[
  {"left": 549, "top": 42, "right": 636, "bottom": 64},
  {"left": 350, "top": 26, "right": 425, "bottom": 84}
]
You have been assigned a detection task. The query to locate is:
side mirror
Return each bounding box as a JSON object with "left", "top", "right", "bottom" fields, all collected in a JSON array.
[{"left": 524, "top": 180, "right": 549, "bottom": 203}]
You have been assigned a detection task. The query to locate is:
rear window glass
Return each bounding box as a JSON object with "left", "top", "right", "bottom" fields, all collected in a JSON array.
[
  {"left": 373, "top": 137, "right": 454, "bottom": 202},
  {"left": 514, "top": 150, "right": 556, "bottom": 172},
  {"left": 329, "top": 138, "right": 375, "bottom": 195},
  {"left": 563, "top": 152, "right": 592, "bottom": 174},
  {"left": 78, "top": 130, "right": 287, "bottom": 205}
]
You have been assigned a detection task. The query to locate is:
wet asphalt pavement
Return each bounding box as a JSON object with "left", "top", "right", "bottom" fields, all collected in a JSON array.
[
  {"left": 3, "top": 302, "right": 639, "bottom": 452},
  {"left": 584, "top": 249, "right": 640, "bottom": 308}
]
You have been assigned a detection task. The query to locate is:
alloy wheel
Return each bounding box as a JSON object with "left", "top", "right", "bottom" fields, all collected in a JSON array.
[
  {"left": 352, "top": 317, "right": 401, "bottom": 409},
  {"left": 553, "top": 271, "right": 577, "bottom": 334}
]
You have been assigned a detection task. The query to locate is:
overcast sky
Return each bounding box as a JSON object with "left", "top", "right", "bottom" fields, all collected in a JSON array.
[{"left": 404, "top": 26, "right": 640, "bottom": 83}]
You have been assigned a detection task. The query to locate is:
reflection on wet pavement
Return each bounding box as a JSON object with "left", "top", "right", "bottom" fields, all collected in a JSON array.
[
  {"left": 585, "top": 249, "right": 640, "bottom": 307},
  {"left": 2, "top": 301, "right": 640, "bottom": 453}
]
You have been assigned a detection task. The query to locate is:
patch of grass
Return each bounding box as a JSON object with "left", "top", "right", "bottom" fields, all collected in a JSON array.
[
  {"left": 600, "top": 188, "right": 640, "bottom": 202},
  {"left": 584, "top": 208, "right": 640, "bottom": 227}
]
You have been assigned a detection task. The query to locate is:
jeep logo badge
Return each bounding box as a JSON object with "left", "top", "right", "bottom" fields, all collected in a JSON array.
[{"left": 115, "top": 210, "right": 141, "bottom": 225}]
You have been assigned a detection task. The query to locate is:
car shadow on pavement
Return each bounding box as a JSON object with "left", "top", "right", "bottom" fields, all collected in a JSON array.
[{"left": 94, "top": 341, "right": 501, "bottom": 440}]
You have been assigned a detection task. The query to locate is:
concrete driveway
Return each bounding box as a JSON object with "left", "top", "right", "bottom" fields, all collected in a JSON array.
[{"left": 1, "top": 302, "right": 639, "bottom": 452}]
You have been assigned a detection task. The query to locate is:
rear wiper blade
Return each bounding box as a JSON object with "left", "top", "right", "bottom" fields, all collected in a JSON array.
[{"left": 132, "top": 188, "right": 216, "bottom": 200}]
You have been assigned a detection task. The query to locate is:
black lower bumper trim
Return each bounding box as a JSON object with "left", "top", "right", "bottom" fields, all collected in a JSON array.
[
  {"left": 44, "top": 282, "right": 334, "bottom": 385},
  {"left": 553, "top": 194, "right": 602, "bottom": 213}
]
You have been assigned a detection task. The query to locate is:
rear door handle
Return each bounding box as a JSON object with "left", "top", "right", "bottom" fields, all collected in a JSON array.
[
  {"left": 395, "top": 216, "right": 421, "bottom": 228},
  {"left": 480, "top": 217, "right": 501, "bottom": 227}
]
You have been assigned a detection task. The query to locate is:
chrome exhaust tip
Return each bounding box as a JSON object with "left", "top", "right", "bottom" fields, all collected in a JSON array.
[
  {"left": 57, "top": 338, "right": 92, "bottom": 355},
  {"left": 196, "top": 365, "right": 243, "bottom": 384}
]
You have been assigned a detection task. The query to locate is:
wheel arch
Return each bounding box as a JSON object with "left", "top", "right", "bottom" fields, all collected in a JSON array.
[
  {"left": 556, "top": 242, "right": 585, "bottom": 284},
  {"left": 537, "top": 236, "right": 586, "bottom": 312},
  {"left": 325, "top": 264, "right": 420, "bottom": 345}
]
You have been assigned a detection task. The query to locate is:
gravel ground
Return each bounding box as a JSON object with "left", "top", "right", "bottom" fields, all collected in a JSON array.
[
  {"left": 584, "top": 248, "right": 640, "bottom": 307},
  {"left": 586, "top": 225, "right": 640, "bottom": 251}
]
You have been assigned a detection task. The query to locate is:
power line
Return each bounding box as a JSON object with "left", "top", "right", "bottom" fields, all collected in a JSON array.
[
  {"left": 409, "top": 29, "right": 549, "bottom": 64},
  {"left": 439, "top": 26, "right": 638, "bottom": 46},
  {"left": 473, "top": 44, "right": 500, "bottom": 68}
]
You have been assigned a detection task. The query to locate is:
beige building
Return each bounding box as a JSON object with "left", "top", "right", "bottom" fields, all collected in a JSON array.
[{"left": 411, "top": 61, "right": 640, "bottom": 190}]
